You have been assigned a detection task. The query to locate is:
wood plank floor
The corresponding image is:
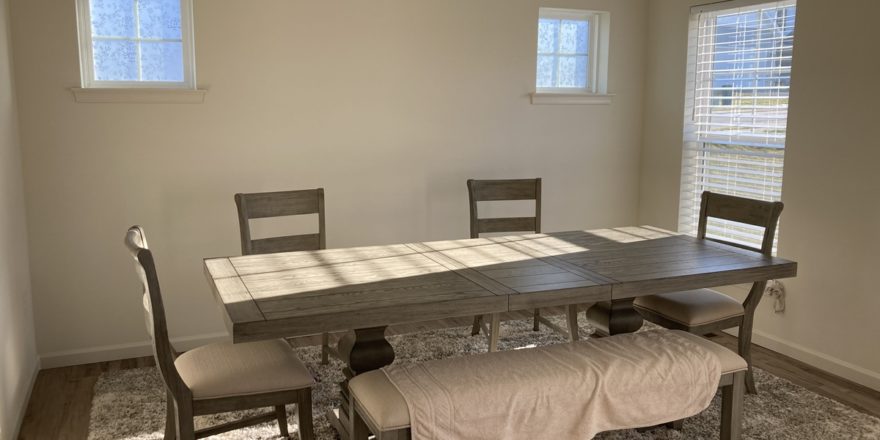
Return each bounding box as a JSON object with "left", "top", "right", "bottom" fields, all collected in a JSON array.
[{"left": 17, "top": 309, "right": 880, "bottom": 439}]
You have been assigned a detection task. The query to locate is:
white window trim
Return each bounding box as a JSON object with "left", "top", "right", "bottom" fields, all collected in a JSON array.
[
  {"left": 532, "top": 8, "right": 611, "bottom": 105},
  {"left": 74, "top": 0, "right": 198, "bottom": 90}
]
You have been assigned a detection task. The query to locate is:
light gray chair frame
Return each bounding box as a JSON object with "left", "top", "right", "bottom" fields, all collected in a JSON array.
[
  {"left": 235, "top": 188, "right": 337, "bottom": 364},
  {"left": 124, "top": 226, "right": 314, "bottom": 440},
  {"left": 634, "top": 191, "right": 784, "bottom": 394},
  {"left": 466, "top": 178, "right": 579, "bottom": 351}
]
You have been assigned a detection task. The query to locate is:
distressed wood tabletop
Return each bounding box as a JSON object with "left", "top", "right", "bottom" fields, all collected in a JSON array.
[{"left": 204, "top": 226, "right": 797, "bottom": 342}]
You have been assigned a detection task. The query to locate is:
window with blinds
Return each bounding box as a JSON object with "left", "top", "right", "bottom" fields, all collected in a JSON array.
[{"left": 679, "top": 0, "right": 796, "bottom": 252}]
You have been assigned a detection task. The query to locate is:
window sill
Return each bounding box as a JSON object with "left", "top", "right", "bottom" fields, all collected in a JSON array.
[
  {"left": 530, "top": 92, "right": 614, "bottom": 105},
  {"left": 71, "top": 87, "right": 208, "bottom": 104}
]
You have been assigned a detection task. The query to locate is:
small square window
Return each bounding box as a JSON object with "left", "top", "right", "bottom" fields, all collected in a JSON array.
[
  {"left": 536, "top": 8, "right": 609, "bottom": 94},
  {"left": 76, "top": 0, "right": 196, "bottom": 88}
]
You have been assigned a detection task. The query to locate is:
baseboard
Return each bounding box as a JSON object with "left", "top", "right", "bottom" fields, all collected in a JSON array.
[
  {"left": 38, "top": 332, "right": 230, "bottom": 369},
  {"left": 9, "top": 357, "right": 40, "bottom": 440},
  {"left": 725, "top": 328, "right": 880, "bottom": 391}
]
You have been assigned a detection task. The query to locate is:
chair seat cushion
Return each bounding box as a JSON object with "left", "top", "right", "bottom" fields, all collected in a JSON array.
[
  {"left": 175, "top": 339, "right": 314, "bottom": 400},
  {"left": 633, "top": 289, "right": 744, "bottom": 327},
  {"left": 348, "top": 330, "right": 747, "bottom": 432}
]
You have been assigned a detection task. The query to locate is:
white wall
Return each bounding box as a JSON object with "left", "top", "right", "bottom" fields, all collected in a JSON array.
[
  {"left": 0, "top": 0, "right": 38, "bottom": 437},
  {"left": 9, "top": 0, "right": 648, "bottom": 365},
  {"left": 639, "top": 0, "right": 880, "bottom": 390}
]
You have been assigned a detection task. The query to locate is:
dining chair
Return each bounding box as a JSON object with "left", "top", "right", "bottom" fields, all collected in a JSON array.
[
  {"left": 235, "top": 188, "right": 336, "bottom": 365},
  {"left": 467, "top": 178, "right": 579, "bottom": 351},
  {"left": 124, "top": 226, "right": 315, "bottom": 440},
  {"left": 632, "top": 191, "right": 784, "bottom": 394}
]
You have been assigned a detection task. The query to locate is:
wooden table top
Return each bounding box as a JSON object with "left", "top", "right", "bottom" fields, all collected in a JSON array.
[{"left": 204, "top": 226, "right": 797, "bottom": 342}]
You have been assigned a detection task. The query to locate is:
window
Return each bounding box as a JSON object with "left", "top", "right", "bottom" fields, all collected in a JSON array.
[
  {"left": 76, "top": 0, "right": 196, "bottom": 88},
  {"left": 679, "top": 0, "right": 796, "bottom": 252},
  {"left": 535, "top": 8, "right": 610, "bottom": 95}
]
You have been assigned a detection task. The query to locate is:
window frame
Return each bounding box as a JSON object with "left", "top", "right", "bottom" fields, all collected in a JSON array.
[
  {"left": 535, "top": 8, "right": 609, "bottom": 95},
  {"left": 74, "top": 0, "right": 197, "bottom": 89},
  {"left": 678, "top": 0, "right": 796, "bottom": 253}
]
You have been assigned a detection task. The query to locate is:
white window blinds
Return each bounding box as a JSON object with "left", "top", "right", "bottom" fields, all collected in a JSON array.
[{"left": 679, "top": 0, "right": 796, "bottom": 251}]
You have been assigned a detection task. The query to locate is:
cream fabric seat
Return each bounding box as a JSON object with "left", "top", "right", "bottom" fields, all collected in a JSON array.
[
  {"left": 633, "top": 289, "right": 744, "bottom": 327},
  {"left": 175, "top": 339, "right": 315, "bottom": 400},
  {"left": 348, "top": 331, "right": 747, "bottom": 432}
]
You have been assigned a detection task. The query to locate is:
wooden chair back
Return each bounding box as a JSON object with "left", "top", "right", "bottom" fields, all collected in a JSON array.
[
  {"left": 467, "top": 178, "right": 542, "bottom": 239},
  {"left": 235, "top": 189, "right": 326, "bottom": 255},
  {"left": 696, "top": 191, "right": 784, "bottom": 256},
  {"left": 124, "top": 226, "right": 187, "bottom": 397}
]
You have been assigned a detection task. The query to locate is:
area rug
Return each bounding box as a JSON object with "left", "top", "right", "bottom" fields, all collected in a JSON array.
[{"left": 87, "top": 318, "right": 880, "bottom": 439}]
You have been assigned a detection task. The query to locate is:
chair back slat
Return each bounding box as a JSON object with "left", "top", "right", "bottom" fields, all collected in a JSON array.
[
  {"left": 235, "top": 188, "right": 326, "bottom": 255},
  {"left": 469, "top": 179, "right": 540, "bottom": 201},
  {"left": 124, "top": 226, "right": 186, "bottom": 395},
  {"left": 696, "top": 191, "right": 784, "bottom": 255},
  {"left": 477, "top": 217, "right": 537, "bottom": 235},
  {"left": 250, "top": 234, "right": 322, "bottom": 255},
  {"left": 468, "top": 178, "right": 541, "bottom": 238}
]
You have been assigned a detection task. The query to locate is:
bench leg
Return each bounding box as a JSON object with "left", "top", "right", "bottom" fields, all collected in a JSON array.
[
  {"left": 533, "top": 309, "right": 541, "bottom": 331},
  {"left": 351, "top": 404, "right": 371, "bottom": 440},
  {"left": 488, "top": 313, "right": 501, "bottom": 352},
  {"left": 379, "top": 429, "right": 410, "bottom": 440},
  {"left": 721, "top": 371, "right": 745, "bottom": 440},
  {"left": 567, "top": 304, "right": 579, "bottom": 341},
  {"left": 665, "top": 419, "right": 684, "bottom": 430}
]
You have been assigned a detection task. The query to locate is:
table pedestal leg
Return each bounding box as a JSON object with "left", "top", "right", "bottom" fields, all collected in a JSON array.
[
  {"left": 327, "top": 326, "right": 395, "bottom": 440},
  {"left": 587, "top": 299, "right": 644, "bottom": 336}
]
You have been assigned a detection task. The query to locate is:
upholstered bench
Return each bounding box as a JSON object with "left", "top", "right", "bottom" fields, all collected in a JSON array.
[{"left": 348, "top": 330, "right": 747, "bottom": 440}]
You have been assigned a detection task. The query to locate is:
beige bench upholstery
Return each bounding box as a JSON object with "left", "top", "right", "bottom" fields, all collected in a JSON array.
[
  {"left": 348, "top": 330, "right": 747, "bottom": 440},
  {"left": 634, "top": 289, "right": 745, "bottom": 327}
]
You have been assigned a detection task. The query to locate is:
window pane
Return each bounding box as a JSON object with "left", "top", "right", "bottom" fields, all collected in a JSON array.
[
  {"left": 90, "top": 0, "right": 135, "bottom": 38},
  {"left": 559, "top": 20, "right": 588, "bottom": 54},
  {"left": 92, "top": 39, "right": 138, "bottom": 81},
  {"left": 536, "top": 55, "right": 556, "bottom": 88},
  {"left": 140, "top": 42, "right": 184, "bottom": 81},
  {"left": 557, "top": 56, "right": 587, "bottom": 88},
  {"left": 138, "top": 0, "right": 183, "bottom": 40},
  {"left": 537, "top": 19, "right": 559, "bottom": 53}
]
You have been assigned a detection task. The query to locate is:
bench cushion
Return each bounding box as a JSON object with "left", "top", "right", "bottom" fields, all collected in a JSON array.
[
  {"left": 634, "top": 289, "right": 744, "bottom": 327},
  {"left": 176, "top": 339, "right": 314, "bottom": 400},
  {"left": 349, "top": 330, "right": 746, "bottom": 432}
]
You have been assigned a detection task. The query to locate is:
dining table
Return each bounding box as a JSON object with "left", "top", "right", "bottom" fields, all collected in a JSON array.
[{"left": 203, "top": 225, "right": 797, "bottom": 440}]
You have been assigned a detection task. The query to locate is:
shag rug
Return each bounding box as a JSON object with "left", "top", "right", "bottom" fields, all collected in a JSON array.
[{"left": 88, "top": 318, "right": 880, "bottom": 439}]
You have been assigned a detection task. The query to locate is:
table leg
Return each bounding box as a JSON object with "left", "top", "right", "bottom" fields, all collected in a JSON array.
[
  {"left": 327, "top": 326, "right": 395, "bottom": 440},
  {"left": 586, "top": 299, "right": 644, "bottom": 336}
]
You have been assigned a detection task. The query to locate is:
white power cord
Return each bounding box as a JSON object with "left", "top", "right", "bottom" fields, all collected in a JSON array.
[{"left": 765, "top": 280, "right": 786, "bottom": 313}]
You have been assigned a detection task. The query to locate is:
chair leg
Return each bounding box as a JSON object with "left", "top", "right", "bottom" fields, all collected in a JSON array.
[
  {"left": 737, "top": 316, "right": 758, "bottom": 394},
  {"left": 720, "top": 371, "right": 745, "bottom": 440},
  {"left": 321, "top": 333, "right": 330, "bottom": 365},
  {"left": 296, "top": 390, "right": 315, "bottom": 440},
  {"left": 275, "top": 405, "right": 289, "bottom": 438},
  {"left": 566, "top": 304, "right": 579, "bottom": 341},
  {"left": 173, "top": 399, "right": 195, "bottom": 440},
  {"left": 471, "top": 315, "right": 483, "bottom": 336},
  {"left": 533, "top": 309, "right": 540, "bottom": 331},
  {"left": 352, "top": 403, "right": 371, "bottom": 440},
  {"left": 164, "top": 391, "right": 176, "bottom": 440},
  {"left": 488, "top": 313, "right": 501, "bottom": 352}
]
